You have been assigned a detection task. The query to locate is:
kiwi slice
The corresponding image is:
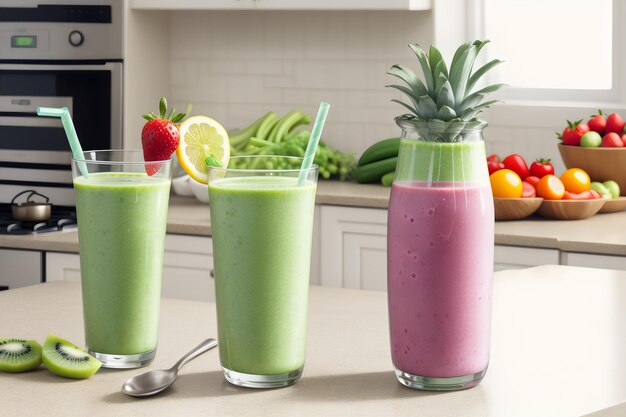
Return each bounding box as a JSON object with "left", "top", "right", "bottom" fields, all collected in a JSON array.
[
  {"left": 0, "top": 338, "right": 42, "bottom": 372},
  {"left": 42, "top": 334, "right": 102, "bottom": 379}
]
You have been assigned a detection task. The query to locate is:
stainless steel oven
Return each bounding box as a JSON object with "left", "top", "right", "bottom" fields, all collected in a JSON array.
[{"left": 0, "top": 0, "right": 123, "bottom": 206}]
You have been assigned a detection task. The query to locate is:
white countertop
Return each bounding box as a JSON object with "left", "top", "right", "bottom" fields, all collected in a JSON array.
[{"left": 1, "top": 265, "right": 625, "bottom": 417}]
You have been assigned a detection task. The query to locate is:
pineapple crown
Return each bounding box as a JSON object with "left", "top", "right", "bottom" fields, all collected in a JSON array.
[{"left": 387, "top": 40, "right": 505, "bottom": 142}]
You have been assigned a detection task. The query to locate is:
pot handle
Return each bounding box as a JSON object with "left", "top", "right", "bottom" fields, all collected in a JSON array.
[{"left": 10, "top": 190, "right": 50, "bottom": 205}]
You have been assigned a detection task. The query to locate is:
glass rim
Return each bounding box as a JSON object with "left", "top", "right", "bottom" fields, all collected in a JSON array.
[
  {"left": 208, "top": 155, "right": 318, "bottom": 174},
  {"left": 72, "top": 149, "right": 172, "bottom": 165}
]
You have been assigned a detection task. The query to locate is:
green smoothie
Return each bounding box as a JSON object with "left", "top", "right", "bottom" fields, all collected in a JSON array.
[
  {"left": 74, "top": 172, "right": 170, "bottom": 355},
  {"left": 209, "top": 176, "right": 316, "bottom": 376}
]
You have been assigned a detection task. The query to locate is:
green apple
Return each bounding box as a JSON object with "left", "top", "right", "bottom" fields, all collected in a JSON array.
[
  {"left": 590, "top": 181, "right": 612, "bottom": 199},
  {"left": 580, "top": 131, "right": 602, "bottom": 147},
  {"left": 602, "top": 180, "right": 620, "bottom": 199}
]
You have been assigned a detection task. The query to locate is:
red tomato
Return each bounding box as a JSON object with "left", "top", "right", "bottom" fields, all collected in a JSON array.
[
  {"left": 563, "top": 190, "right": 599, "bottom": 200},
  {"left": 605, "top": 113, "right": 625, "bottom": 135},
  {"left": 529, "top": 159, "right": 554, "bottom": 178},
  {"left": 587, "top": 110, "right": 606, "bottom": 135},
  {"left": 487, "top": 154, "right": 500, "bottom": 162},
  {"left": 524, "top": 176, "right": 540, "bottom": 188},
  {"left": 521, "top": 181, "right": 536, "bottom": 198},
  {"left": 487, "top": 160, "right": 505, "bottom": 175},
  {"left": 601, "top": 132, "right": 624, "bottom": 147},
  {"left": 502, "top": 154, "right": 529, "bottom": 179},
  {"left": 559, "top": 120, "right": 590, "bottom": 146}
]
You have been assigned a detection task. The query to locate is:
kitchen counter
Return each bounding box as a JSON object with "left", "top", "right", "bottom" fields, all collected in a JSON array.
[
  {"left": 1, "top": 265, "right": 625, "bottom": 417},
  {"left": 1, "top": 181, "right": 625, "bottom": 255}
]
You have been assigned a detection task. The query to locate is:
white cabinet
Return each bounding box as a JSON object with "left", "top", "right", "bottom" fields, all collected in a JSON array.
[
  {"left": 0, "top": 249, "right": 42, "bottom": 290},
  {"left": 494, "top": 245, "right": 560, "bottom": 272},
  {"left": 561, "top": 252, "right": 626, "bottom": 271},
  {"left": 46, "top": 252, "right": 81, "bottom": 282},
  {"left": 320, "top": 205, "right": 387, "bottom": 291},
  {"left": 131, "top": 0, "right": 431, "bottom": 10},
  {"left": 163, "top": 234, "right": 214, "bottom": 302}
]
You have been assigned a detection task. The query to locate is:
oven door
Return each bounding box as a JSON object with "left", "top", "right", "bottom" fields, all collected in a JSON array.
[{"left": 0, "top": 62, "right": 122, "bottom": 205}]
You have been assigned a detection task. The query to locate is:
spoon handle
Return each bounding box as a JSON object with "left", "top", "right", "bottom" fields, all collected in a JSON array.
[{"left": 174, "top": 338, "right": 218, "bottom": 371}]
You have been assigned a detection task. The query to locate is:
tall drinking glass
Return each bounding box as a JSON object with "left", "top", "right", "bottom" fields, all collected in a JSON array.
[
  {"left": 72, "top": 150, "right": 172, "bottom": 369},
  {"left": 208, "top": 156, "right": 318, "bottom": 388}
]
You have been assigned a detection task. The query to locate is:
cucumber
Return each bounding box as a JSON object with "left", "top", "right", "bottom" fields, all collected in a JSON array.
[
  {"left": 353, "top": 156, "right": 398, "bottom": 183},
  {"left": 358, "top": 137, "right": 401, "bottom": 166},
  {"left": 381, "top": 171, "right": 395, "bottom": 187}
]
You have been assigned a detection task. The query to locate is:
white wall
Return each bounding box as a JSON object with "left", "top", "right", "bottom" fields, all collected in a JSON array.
[{"left": 167, "top": 11, "right": 433, "bottom": 155}]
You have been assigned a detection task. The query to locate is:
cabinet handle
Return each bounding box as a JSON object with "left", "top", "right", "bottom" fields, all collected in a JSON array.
[{"left": 210, "top": 269, "right": 215, "bottom": 279}]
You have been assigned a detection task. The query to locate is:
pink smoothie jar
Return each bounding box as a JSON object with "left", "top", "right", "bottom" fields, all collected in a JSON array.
[{"left": 387, "top": 121, "right": 494, "bottom": 390}]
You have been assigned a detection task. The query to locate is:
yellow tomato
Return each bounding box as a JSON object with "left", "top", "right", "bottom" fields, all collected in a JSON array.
[
  {"left": 490, "top": 169, "right": 523, "bottom": 198},
  {"left": 560, "top": 168, "right": 590, "bottom": 194}
]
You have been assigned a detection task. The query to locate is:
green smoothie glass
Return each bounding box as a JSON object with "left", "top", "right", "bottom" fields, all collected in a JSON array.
[
  {"left": 72, "top": 150, "right": 171, "bottom": 369},
  {"left": 208, "top": 156, "right": 318, "bottom": 388}
]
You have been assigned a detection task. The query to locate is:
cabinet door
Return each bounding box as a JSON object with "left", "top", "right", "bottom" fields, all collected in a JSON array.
[
  {"left": 163, "top": 234, "right": 215, "bottom": 302},
  {"left": 0, "top": 249, "right": 42, "bottom": 289},
  {"left": 562, "top": 252, "right": 626, "bottom": 271},
  {"left": 254, "top": 0, "right": 431, "bottom": 10},
  {"left": 320, "top": 205, "right": 387, "bottom": 290},
  {"left": 46, "top": 252, "right": 81, "bottom": 282},
  {"left": 494, "top": 245, "right": 560, "bottom": 272},
  {"left": 131, "top": 0, "right": 257, "bottom": 9}
]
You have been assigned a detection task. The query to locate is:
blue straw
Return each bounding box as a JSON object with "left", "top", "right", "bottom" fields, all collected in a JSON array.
[
  {"left": 298, "top": 102, "right": 330, "bottom": 185},
  {"left": 37, "top": 107, "right": 88, "bottom": 177}
]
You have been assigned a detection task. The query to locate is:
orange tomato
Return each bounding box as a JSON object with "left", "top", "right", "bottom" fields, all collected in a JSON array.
[
  {"left": 560, "top": 168, "right": 591, "bottom": 193},
  {"left": 490, "top": 169, "right": 523, "bottom": 198},
  {"left": 536, "top": 174, "right": 565, "bottom": 200}
]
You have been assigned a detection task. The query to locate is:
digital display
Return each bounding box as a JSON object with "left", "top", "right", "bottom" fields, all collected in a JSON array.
[{"left": 11, "top": 36, "right": 37, "bottom": 48}]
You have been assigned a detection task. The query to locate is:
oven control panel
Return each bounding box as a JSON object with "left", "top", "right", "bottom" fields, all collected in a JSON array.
[{"left": 0, "top": 1, "right": 122, "bottom": 60}]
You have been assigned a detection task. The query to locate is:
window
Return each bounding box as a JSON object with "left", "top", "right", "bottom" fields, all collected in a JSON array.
[{"left": 471, "top": 0, "right": 624, "bottom": 103}]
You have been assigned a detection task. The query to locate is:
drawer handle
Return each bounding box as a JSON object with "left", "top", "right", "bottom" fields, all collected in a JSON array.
[{"left": 210, "top": 269, "right": 215, "bottom": 279}]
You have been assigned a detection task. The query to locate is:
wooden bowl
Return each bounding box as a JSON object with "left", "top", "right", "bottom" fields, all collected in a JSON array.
[
  {"left": 537, "top": 198, "right": 607, "bottom": 220},
  {"left": 494, "top": 197, "right": 543, "bottom": 220},
  {"left": 558, "top": 143, "right": 626, "bottom": 196},
  {"left": 598, "top": 196, "right": 626, "bottom": 213}
]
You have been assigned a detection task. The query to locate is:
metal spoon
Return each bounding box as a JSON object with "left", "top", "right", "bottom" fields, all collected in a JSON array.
[{"left": 122, "top": 338, "right": 218, "bottom": 397}]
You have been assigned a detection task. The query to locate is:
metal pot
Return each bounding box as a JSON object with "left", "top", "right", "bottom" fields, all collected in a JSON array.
[{"left": 10, "top": 190, "right": 53, "bottom": 222}]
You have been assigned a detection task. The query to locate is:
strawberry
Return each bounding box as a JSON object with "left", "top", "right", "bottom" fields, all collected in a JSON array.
[
  {"left": 605, "top": 112, "right": 625, "bottom": 135},
  {"left": 141, "top": 97, "right": 186, "bottom": 175}
]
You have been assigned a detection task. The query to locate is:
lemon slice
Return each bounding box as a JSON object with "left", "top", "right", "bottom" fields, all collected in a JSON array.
[{"left": 176, "top": 115, "right": 230, "bottom": 184}]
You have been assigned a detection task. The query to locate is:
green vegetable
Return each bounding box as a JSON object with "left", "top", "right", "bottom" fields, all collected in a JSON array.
[
  {"left": 590, "top": 181, "right": 612, "bottom": 199},
  {"left": 358, "top": 138, "right": 401, "bottom": 166},
  {"left": 381, "top": 171, "right": 395, "bottom": 186},
  {"left": 353, "top": 157, "right": 398, "bottom": 183},
  {"left": 229, "top": 111, "right": 274, "bottom": 149},
  {"left": 602, "top": 180, "right": 620, "bottom": 199}
]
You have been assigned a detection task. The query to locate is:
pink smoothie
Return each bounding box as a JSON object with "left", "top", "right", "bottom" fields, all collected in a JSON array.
[{"left": 387, "top": 182, "right": 494, "bottom": 378}]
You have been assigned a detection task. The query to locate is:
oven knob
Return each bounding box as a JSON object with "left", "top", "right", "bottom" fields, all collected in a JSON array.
[{"left": 68, "top": 30, "right": 84, "bottom": 47}]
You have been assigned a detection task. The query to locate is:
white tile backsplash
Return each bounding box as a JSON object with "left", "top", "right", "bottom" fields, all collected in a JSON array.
[{"left": 168, "top": 10, "right": 433, "bottom": 154}]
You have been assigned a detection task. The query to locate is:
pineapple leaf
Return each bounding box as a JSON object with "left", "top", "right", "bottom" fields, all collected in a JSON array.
[
  {"left": 435, "top": 76, "right": 455, "bottom": 109},
  {"left": 428, "top": 46, "right": 448, "bottom": 79},
  {"left": 471, "top": 83, "right": 507, "bottom": 96},
  {"left": 449, "top": 44, "right": 479, "bottom": 105},
  {"left": 390, "top": 99, "right": 419, "bottom": 116},
  {"left": 388, "top": 65, "right": 428, "bottom": 97},
  {"left": 416, "top": 95, "right": 439, "bottom": 119},
  {"left": 459, "top": 99, "right": 498, "bottom": 119},
  {"left": 408, "top": 44, "right": 435, "bottom": 95},
  {"left": 467, "top": 59, "right": 504, "bottom": 95},
  {"left": 387, "top": 84, "right": 421, "bottom": 111},
  {"left": 457, "top": 93, "right": 486, "bottom": 114},
  {"left": 436, "top": 105, "right": 457, "bottom": 120}
]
